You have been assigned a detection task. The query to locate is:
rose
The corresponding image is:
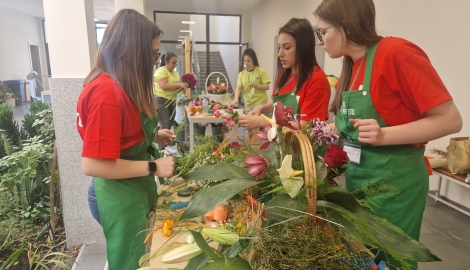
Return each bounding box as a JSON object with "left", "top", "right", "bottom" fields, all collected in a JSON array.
[{"left": 324, "top": 145, "right": 349, "bottom": 168}]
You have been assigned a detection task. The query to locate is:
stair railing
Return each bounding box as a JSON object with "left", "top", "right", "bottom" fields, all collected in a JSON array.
[{"left": 191, "top": 40, "right": 202, "bottom": 94}]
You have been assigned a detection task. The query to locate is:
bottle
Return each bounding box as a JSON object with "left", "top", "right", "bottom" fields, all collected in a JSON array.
[{"left": 202, "top": 98, "right": 209, "bottom": 114}]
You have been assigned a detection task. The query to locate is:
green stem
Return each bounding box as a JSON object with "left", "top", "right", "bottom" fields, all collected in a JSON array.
[{"left": 277, "top": 129, "right": 285, "bottom": 164}]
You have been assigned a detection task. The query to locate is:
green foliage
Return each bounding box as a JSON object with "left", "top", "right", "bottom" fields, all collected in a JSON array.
[
  {"left": 0, "top": 104, "right": 25, "bottom": 155},
  {"left": 22, "top": 102, "right": 51, "bottom": 139}
]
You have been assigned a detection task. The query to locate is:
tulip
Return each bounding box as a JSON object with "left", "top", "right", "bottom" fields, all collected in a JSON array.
[
  {"left": 223, "top": 119, "right": 228, "bottom": 125},
  {"left": 228, "top": 121, "right": 235, "bottom": 127},
  {"left": 226, "top": 115, "right": 232, "bottom": 121},
  {"left": 227, "top": 107, "right": 233, "bottom": 112},
  {"left": 245, "top": 155, "right": 268, "bottom": 181},
  {"left": 213, "top": 105, "right": 218, "bottom": 111},
  {"left": 214, "top": 111, "right": 221, "bottom": 118}
]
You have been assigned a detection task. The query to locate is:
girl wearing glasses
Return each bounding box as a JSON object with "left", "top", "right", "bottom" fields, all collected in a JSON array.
[
  {"left": 154, "top": 52, "right": 188, "bottom": 149},
  {"left": 231, "top": 48, "right": 271, "bottom": 114},
  {"left": 238, "top": 18, "right": 330, "bottom": 131},
  {"left": 314, "top": 0, "right": 462, "bottom": 268},
  {"left": 76, "top": 9, "right": 175, "bottom": 270}
]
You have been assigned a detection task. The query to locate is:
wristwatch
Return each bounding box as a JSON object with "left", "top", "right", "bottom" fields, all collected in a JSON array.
[{"left": 148, "top": 161, "right": 157, "bottom": 176}]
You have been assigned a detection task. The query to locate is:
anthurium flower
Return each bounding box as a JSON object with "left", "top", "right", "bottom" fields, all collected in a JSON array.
[
  {"left": 245, "top": 155, "right": 268, "bottom": 181},
  {"left": 277, "top": 155, "right": 304, "bottom": 198}
]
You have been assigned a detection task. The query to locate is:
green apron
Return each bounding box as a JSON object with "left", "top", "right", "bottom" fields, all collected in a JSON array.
[
  {"left": 94, "top": 114, "right": 162, "bottom": 270},
  {"left": 336, "top": 44, "right": 428, "bottom": 268},
  {"left": 272, "top": 75, "right": 326, "bottom": 157}
]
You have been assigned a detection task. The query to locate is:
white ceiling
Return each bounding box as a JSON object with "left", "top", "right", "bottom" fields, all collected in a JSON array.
[{"left": 0, "top": 0, "right": 264, "bottom": 21}]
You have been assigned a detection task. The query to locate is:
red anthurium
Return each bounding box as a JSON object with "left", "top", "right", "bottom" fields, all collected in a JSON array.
[{"left": 244, "top": 155, "right": 268, "bottom": 181}]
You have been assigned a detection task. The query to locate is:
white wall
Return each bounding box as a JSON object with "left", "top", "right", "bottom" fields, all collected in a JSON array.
[
  {"left": 246, "top": 0, "right": 470, "bottom": 209},
  {"left": 0, "top": 6, "right": 49, "bottom": 89}
]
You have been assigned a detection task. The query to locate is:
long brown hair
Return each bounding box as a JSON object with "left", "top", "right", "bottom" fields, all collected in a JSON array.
[
  {"left": 276, "top": 18, "right": 317, "bottom": 92},
  {"left": 84, "top": 9, "right": 163, "bottom": 117},
  {"left": 314, "top": 0, "right": 382, "bottom": 114},
  {"left": 239, "top": 48, "right": 260, "bottom": 72}
]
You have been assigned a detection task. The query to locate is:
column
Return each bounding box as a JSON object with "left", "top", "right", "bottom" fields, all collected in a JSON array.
[{"left": 43, "top": 0, "right": 103, "bottom": 246}]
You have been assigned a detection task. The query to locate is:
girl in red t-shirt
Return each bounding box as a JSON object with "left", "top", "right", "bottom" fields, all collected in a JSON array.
[
  {"left": 314, "top": 0, "right": 462, "bottom": 268},
  {"left": 76, "top": 9, "right": 175, "bottom": 270},
  {"left": 238, "top": 18, "right": 330, "bottom": 130}
]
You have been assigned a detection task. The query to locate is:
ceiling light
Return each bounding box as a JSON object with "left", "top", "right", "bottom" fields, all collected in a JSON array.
[
  {"left": 182, "top": 21, "right": 195, "bottom": 24},
  {"left": 94, "top": 17, "right": 99, "bottom": 22},
  {"left": 178, "top": 40, "right": 183, "bottom": 42},
  {"left": 178, "top": 36, "right": 186, "bottom": 38},
  {"left": 180, "top": 30, "right": 192, "bottom": 33}
]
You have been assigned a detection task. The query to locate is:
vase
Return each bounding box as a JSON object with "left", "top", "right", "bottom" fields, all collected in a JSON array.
[{"left": 211, "top": 126, "right": 224, "bottom": 143}]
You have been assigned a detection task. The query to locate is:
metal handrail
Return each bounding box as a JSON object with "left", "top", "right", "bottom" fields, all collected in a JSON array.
[{"left": 191, "top": 40, "right": 202, "bottom": 93}]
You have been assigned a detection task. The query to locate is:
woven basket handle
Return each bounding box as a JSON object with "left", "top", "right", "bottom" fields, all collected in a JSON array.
[
  {"left": 205, "top": 72, "right": 229, "bottom": 90},
  {"left": 283, "top": 129, "right": 317, "bottom": 214}
]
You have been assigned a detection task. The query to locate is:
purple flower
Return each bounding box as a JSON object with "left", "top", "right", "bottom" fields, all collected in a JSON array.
[
  {"left": 245, "top": 155, "right": 268, "bottom": 181},
  {"left": 310, "top": 119, "right": 339, "bottom": 145}
]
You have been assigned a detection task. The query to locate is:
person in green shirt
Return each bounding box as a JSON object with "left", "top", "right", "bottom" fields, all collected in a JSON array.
[
  {"left": 154, "top": 52, "right": 187, "bottom": 149},
  {"left": 231, "top": 48, "right": 271, "bottom": 114}
]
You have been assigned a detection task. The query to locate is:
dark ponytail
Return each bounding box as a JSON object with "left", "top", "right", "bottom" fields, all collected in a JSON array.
[{"left": 160, "top": 52, "right": 177, "bottom": 67}]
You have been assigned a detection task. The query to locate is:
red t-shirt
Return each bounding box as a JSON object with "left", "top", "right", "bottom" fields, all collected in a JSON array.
[
  {"left": 77, "top": 74, "right": 144, "bottom": 159},
  {"left": 273, "top": 66, "right": 331, "bottom": 121},
  {"left": 345, "top": 37, "right": 452, "bottom": 127}
]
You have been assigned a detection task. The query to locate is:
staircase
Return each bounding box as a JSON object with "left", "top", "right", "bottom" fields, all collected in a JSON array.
[{"left": 195, "top": 51, "right": 233, "bottom": 93}]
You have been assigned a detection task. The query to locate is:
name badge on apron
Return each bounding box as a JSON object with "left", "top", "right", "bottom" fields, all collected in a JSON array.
[{"left": 343, "top": 139, "right": 361, "bottom": 164}]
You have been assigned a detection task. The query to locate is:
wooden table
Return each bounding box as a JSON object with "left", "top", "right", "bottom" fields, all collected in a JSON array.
[
  {"left": 430, "top": 167, "right": 470, "bottom": 216},
  {"left": 148, "top": 185, "right": 218, "bottom": 268},
  {"left": 184, "top": 106, "right": 247, "bottom": 150}
]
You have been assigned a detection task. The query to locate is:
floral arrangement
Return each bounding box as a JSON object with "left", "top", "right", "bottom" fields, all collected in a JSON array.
[
  {"left": 182, "top": 73, "right": 198, "bottom": 89},
  {"left": 206, "top": 77, "right": 227, "bottom": 95},
  {"left": 142, "top": 101, "right": 440, "bottom": 270}
]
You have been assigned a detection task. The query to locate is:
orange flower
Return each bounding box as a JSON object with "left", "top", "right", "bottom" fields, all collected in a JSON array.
[{"left": 162, "top": 219, "right": 174, "bottom": 237}]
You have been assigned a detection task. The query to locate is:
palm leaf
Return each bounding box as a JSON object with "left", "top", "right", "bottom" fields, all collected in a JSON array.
[
  {"left": 317, "top": 184, "right": 370, "bottom": 212},
  {"left": 179, "top": 179, "right": 259, "bottom": 220},
  {"left": 182, "top": 163, "right": 252, "bottom": 181},
  {"left": 316, "top": 200, "right": 440, "bottom": 265},
  {"left": 266, "top": 193, "right": 307, "bottom": 226}
]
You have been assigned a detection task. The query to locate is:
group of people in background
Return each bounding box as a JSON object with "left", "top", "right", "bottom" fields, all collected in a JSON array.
[{"left": 76, "top": 0, "right": 462, "bottom": 269}]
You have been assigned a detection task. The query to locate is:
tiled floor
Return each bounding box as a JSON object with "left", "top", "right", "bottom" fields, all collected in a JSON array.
[{"left": 10, "top": 104, "right": 470, "bottom": 269}]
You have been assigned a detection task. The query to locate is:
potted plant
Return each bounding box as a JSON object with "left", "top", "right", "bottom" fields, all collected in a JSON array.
[{"left": 0, "top": 82, "right": 17, "bottom": 107}]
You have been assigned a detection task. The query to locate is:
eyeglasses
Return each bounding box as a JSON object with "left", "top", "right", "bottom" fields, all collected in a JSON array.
[
  {"left": 153, "top": 50, "right": 161, "bottom": 61},
  {"left": 169, "top": 61, "right": 178, "bottom": 65},
  {"left": 315, "top": 25, "right": 335, "bottom": 42}
]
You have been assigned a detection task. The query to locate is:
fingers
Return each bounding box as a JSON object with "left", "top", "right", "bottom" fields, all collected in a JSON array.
[
  {"left": 155, "top": 156, "right": 175, "bottom": 177},
  {"left": 349, "top": 119, "right": 381, "bottom": 145}
]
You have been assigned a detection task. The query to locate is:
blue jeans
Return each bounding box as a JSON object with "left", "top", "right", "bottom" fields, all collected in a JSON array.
[{"left": 87, "top": 178, "right": 102, "bottom": 225}]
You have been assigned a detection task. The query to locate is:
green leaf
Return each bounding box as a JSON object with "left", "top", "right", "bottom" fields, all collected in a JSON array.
[
  {"left": 0, "top": 248, "right": 27, "bottom": 270},
  {"left": 184, "top": 253, "right": 209, "bottom": 270},
  {"left": 224, "top": 257, "right": 234, "bottom": 270},
  {"left": 317, "top": 184, "right": 369, "bottom": 213},
  {"left": 198, "top": 258, "right": 251, "bottom": 270},
  {"left": 266, "top": 193, "right": 307, "bottom": 226},
  {"left": 179, "top": 179, "right": 259, "bottom": 220},
  {"left": 182, "top": 163, "right": 252, "bottom": 181},
  {"left": 189, "top": 230, "right": 223, "bottom": 261},
  {"left": 223, "top": 240, "right": 248, "bottom": 258},
  {"left": 316, "top": 200, "right": 440, "bottom": 264}
]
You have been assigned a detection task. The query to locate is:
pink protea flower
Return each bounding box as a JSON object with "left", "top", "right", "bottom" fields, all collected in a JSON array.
[
  {"left": 214, "top": 111, "right": 222, "bottom": 118},
  {"left": 245, "top": 155, "right": 268, "bottom": 181}
]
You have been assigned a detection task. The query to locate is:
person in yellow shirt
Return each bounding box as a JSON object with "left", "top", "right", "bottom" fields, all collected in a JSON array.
[
  {"left": 154, "top": 52, "right": 187, "bottom": 149},
  {"left": 231, "top": 48, "right": 271, "bottom": 113}
]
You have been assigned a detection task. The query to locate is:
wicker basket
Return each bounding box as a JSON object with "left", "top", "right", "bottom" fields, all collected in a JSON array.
[{"left": 283, "top": 129, "right": 317, "bottom": 214}]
